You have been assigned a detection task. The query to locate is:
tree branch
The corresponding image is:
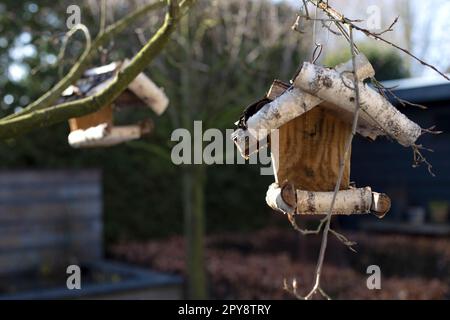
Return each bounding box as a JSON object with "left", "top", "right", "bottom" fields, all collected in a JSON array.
[
  {"left": 303, "top": 26, "right": 361, "bottom": 301},
  {"left": 0, "top": 0, "right": 195, "bottom": 140},
  {"left": 56, "top": 24, "right": 92, "bottom": 79},
  {"left": 2, "top": 0, "right": 167, "bottom": 121},
  {"left": 306, "top": 0, "right": 450, "bottom": 81}
]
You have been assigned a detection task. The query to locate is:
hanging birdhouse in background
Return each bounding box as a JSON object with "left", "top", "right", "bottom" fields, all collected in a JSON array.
[
  {"left": 61, "top": 59, "right": 169, "bottom": 148},
  {"left": 233, "top": 54, "right": 423, "bottom": 219}
]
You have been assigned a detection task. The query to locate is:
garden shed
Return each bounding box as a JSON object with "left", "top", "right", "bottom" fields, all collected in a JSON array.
[{"left": 352, "top": 75, "right": 450, "bottom": 235}]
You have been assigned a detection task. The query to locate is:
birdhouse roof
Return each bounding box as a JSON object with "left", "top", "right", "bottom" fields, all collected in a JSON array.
[
  {"left": 233, "top": 54, "right": 423, "bottom": 158},
  {"left": 61, "top": 60, "right": 168, "bottom": 115}
]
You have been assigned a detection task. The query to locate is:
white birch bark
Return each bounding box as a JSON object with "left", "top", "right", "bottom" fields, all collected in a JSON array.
[
  {"left": 245, "top": 54, "right": 376, "bottom": 141},
  {"left": 68, "top": 123, "right": 145, "bottom": 148},
  {"left": 266, "top": 183, "right": 390, "bottom": 217},
  {"left": 121, "top": 59, "right": 169, "bottom": 115},
  {"left": 295, "top": 187, "right": 373, "bottom": 215},
  {"left": 294, "top": 63, "right": 422, "bottom": 147},
  {"left": 265, "top": 183, "right": 296, "bottom": 214}
]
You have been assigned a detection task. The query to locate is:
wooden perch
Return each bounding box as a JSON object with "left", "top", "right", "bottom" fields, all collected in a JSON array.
[
  {"left": 68, "top": 120, "right": 152, "bottom": 148},
  {"left": 266, "top": 183, "right": 390, "bottom": 218},
  {"left": 294, "top": 62, "right": 422, "bottom": 147}
]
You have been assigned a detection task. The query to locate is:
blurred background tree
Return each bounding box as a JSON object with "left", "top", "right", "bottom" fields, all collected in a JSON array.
[
  {"left": 130, "top": 0, "right": 313, "bottom": 298},
  {"left": 0, "top": 0, "right": 311, "bottom": 298},
  {"left": 323, "top": 43, "right": 410, "bottom": 81},
  {"left": 2, "top": 0, "right": 441, "bottom": 299}
]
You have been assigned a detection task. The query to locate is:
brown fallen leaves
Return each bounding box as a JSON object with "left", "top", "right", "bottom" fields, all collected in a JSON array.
[{"left": 110, "top": 228, "right": 449, "bottom": 300}]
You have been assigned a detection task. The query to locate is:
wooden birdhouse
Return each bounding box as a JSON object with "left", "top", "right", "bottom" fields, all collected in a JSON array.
[
  {"left": 233, "top": 54, "right": 423, "bottom": 218},
  {"left": 62, "top": 59, "right": 169, "bottom": 148}
]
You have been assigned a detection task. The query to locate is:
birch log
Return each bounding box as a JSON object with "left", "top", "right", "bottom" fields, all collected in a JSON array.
[
  {"left": 244, "top": 54, "right": 378, "bottom": 142},
  {"left": 121, "top": 59, "right": 169, "bottom": 115},
  {"left": 231, "top": 127, "right": 268, "bottom": 160},
  {"left": 266, "top": 183, "right": 296, "bottom": 214},
  {"left": 294, "top": 63, "right": 422, "bottom": 147},
  {"left": 68, "top": 120, "right": 152, "bottom": 148},
  {"left": 266, "top": 183, "right": 390, "bottom": 218}
]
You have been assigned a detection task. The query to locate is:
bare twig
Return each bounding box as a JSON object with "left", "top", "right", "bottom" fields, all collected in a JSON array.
[
  {"left": 412, "top": 144, "right": 436, "bottom": 177},
  {"left": 370, "top": 78, "right": 428, "bottom": 110},
  {"left": 287, "top": 25, "right": 360, "bottom": 300},
  {"left": 329, "top": 229, "right": 357, "bottom": 252},
  {"left": 283, "top": 278, "right": 304, "bottom": 300},
  {"left": 57, "top": 24, "right": 92, "bottom": 79},
  {"left": 288, "top": 214, "right": 327, "bottom": 235},
  {"left": 100, "top": 0, "right": 107, "bottom": 35},
  {"left": 1, "top": 0, "right": 167, "bottom": 122},
  {"left": 306, "top": 0, "right": 450, "bottom": 81},
  {"left": 372, "top": 16, "right": 399, "bottom": 36},
  {"left": 306, "top": 26, "right": 359, "bottom": 300},
  {"left": 422, "top": 126, "right": 443, "bottom": 135},
  {"left": 0, "top": 0, "right": 196, "bottom": 139},
  {"left": 286, "top": 0, "right": 443, "bottom": 300}
]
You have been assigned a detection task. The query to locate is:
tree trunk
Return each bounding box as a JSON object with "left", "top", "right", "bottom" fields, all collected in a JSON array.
[
  {"left": 179, "top": 10, "right": 207, "bottom": 300},
  {"left": 182, "top": 164, "right": 207, "bottom": 299}
]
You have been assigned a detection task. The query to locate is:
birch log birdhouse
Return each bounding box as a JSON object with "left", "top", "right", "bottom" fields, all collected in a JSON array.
[
  {"left": 233, "top": 54, "right": 423, "bottom": 218},
  {"left": 61, "top": 60, "right": 169, "bottom": 148}
]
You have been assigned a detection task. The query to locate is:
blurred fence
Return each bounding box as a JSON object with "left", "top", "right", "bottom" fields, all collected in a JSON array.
[{"left": 0, "top": 170, "right": 102, "bottom": 275}]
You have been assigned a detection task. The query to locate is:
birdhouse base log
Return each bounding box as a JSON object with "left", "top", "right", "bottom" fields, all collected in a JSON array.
[
  {"left": 68, "top": 105, "right": 113, "bottom": 131},
  {"left": 295, "top": 62, "right": 422, "bottom": 147},
  {"left": 68, "top": 120, "right": 153, "bottom": 148},
  {"left": 273, "top": 105, "right": 352, "bottom": 191},
  {"left": 266, "top": 183, "right": 390, "bottom": 218}
]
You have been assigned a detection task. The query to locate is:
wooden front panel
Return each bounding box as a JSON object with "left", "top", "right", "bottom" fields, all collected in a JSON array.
[
  {"left": 0, "top": 170, "right": 103, "bottom": 275},
  {"left": 274, "top": 105, "right": 351, "bottom": 191},
  {"left": 69, "top": 105, "right": 113, "bottom": 131}
]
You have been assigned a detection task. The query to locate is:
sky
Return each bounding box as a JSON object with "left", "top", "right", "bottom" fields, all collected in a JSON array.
[{"left": 411, "top": 0, "right": 450, "bottom": 77}]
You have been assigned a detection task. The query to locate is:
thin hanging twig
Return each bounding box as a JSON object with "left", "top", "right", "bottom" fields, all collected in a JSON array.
[
  {"left": 285, "top": 0, "right": 444, "bottom": 300},
  {"left": 286, "top": 25, "right": 361, "bottom": 300},
  {"left": 306, "top": 0, "right": 450, "bottom": 81}
]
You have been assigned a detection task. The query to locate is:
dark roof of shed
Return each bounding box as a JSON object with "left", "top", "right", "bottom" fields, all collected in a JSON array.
[{"left": 382, "top": 74, "right": 450, "bottom": 104}]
